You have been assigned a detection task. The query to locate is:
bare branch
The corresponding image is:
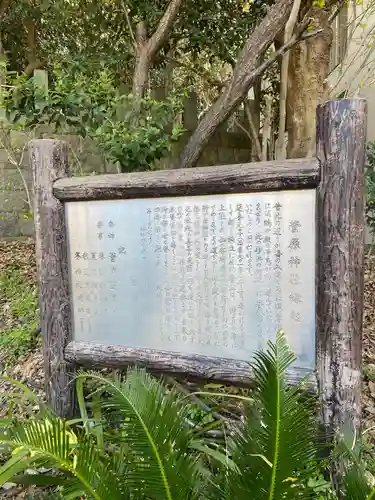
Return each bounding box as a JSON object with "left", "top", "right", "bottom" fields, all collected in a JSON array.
[
  {"left": 233, "top": 117, "right": 253, "bottom": 141},
  {"left": 301, "top": 28, "right": 323, "bottom": 39},
  {"left": 120, "top": 0, "right": 137, "bottom": 49},
  {"left": 166, "top": 377, "right": 226, "bottom": 423},
  {"left": 165, "top": 56, "right": 226, "bottom": 89},
  {"left": 275, "top": 0, "right": 302, "bottom": 160},
  {"left": 328, "top": 0, "right": 347, "bottom": 24},
  {"left": 233, "top": 111, "right": 262, "bottom": 161},
  {"left": 262, "top": 95, "right": 272, "bottom": 161},
  {"left": 0, "top": 129, "right": 32, "bottom": 212},
  {"left": 132, "top": 0, "right": 183, "bottom": 97},
  {"left": 250, "top": 28, "right": 321, "bottom": 83},
  {"left": 244, "top": 100, "right": 262, "bottom": 161}
]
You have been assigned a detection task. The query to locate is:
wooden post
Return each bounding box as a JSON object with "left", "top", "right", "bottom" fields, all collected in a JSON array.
[
  {"left": 316, "top": 99, "right": 367, "bottom": 440},
  {"left": 30, "top": 139, "right": 75, "bottom": 418}
]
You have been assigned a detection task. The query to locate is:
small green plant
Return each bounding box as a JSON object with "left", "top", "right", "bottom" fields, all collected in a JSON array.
[
  {"left": 0, "top": 332, "right": 373, "bottom": 499},
  {"left": 0, "top": 268, "right": 39, "bottom": 358},
  {"left": 364, "top": 363, "right": 375, "bottom": 382}
]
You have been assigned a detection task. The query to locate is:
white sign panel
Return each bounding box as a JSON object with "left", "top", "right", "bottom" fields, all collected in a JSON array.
[{"left": 65, "top": 190, "right": 316, "bottom": 368}]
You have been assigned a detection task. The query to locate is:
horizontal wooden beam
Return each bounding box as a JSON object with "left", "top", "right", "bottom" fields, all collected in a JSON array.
[
  {"left": 54, "top": 158, "right": 320, "bottom": 201},
  {"left": 65, "top": 341, "right": 317, "bottom": 390}
]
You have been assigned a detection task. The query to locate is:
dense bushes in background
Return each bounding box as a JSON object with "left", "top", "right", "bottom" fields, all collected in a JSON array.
[{"left": 4, "top": 63, "right": 186, "bottom": 172}]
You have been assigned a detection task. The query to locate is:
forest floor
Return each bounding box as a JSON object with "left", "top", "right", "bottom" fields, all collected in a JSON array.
[{"left": 1, "top": 239, "right": 375, "bottom": 497}]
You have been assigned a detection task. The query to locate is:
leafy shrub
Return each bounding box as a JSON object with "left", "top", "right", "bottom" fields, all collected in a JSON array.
[
  {"left": 0, "top": 332, "right": 373, "bottom": 498},
  {"left": 4, "top": 64, "right": 185, "bottom": 172}
]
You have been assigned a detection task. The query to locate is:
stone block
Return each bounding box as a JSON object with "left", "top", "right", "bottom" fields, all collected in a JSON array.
[
  {"left": 81, "top": 154, "right": 106, "bottom": 174},
  {"left": 0, "top": 211, "right": 19, "bottom": 238},
  {"left": 222, "top": 132, "right": 250, "bottom": 149},
  {"left": 18, "top": 214, "right": 34, "bottom": 237},
  {"left": 0, "top": 150, "right": 15, "bottom": 163},
  {"left": 217, "top": 148, "right": 236, "bottom": 165},
  {"left": 199, "top": 148, "right": 219, "bottom": 167},
  {"left": 0, "top": 167, "right": 32, "bottom": 191},
  {"left": 0, "top": 191, "right": 30, "bottom": 212},
  {"left": 103, "top": 162, "right": 120, "bottom": 174},
  {"left": 9, "top": 130, "right": 28, "bottom": 149},
  {"left": 234, "top": 148, "right": 252, "bottom": 164}
]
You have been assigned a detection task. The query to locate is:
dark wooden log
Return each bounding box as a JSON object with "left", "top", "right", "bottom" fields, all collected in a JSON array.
[
  {"left": 316, "top": 99, "right": 367, "bottom": 439},
  {"left": 30, "top": 139, "right": 75, "bottom": 418},
  {"left": 64, "top": 341, "right": 317, "bottom": 390},
  {"left": 53, "top": 158, "right": 320, "bottom": 201}
]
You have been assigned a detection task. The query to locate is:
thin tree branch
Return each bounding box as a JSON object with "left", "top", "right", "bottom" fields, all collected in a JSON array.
[
  {"left": 165, "top": 56, "right": 226, "bottom": 89},
  {"left": 0, "top": 131, "right": 32, "bottom": 212},
  {"left": 251, "top": 27, "right": 321, "bottom": 88},
  {"left": 233, "top": 117, "right": 253, "bottom": 141},
  {"left": 120, "top": 0, "right": 137, "bottom": 49},
  {"left": 233, "top": 111, "right": 262, "bottom": 162},
  {"left": 132, "top": 0, "right": 183, "bottom": 97},
  {"left": 177, "top": 0, "right": 323, "bottom": 169},
  {"left": 244, "top": 100, "right": 262, "bottom": 161},
  {"left": 328, "top": 0, "right": 347, "bottom": 24},
  {"left": 301, "top": 28, "right": 323, "bottom": 39},
  {"left": 275, "top": 0, "right": 302, "bottom": 160},
  {"left": 166, "top": 377, "right": 227, "bottom": 423},
  {"left": 262, "top": 95, "right": 272, "bottom": 161}
]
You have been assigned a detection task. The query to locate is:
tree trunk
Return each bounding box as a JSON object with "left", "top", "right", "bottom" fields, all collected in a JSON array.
[
  {"left": 177, "top": 0, "right": 294, "bottom": 169},
  {"left": 24, "top": 15, "right": 41, "bottom": 75},
  {"left": 132, "top": 0, "right": 183, "bottom": 98},
  {"left": 286, "top": 8, "right": 333, "bottom": 158},
  {"left": 133, "top": 50, "right": 152, "bottom": 98},
  {"left": 132, "top": 22, "right": 149, "bottom": 98}
]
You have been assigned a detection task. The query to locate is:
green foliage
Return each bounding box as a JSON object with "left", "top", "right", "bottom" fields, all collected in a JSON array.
[
  {"left": 0, "top": 331, "right": 373, "bottom": 499},
  {"left": 204, "top": 331, "right": 323, "bottom": 499},
  {"left": 4, "top": 64, "right": 185, "bottom": 172},
  {"left": 364, "top": 363, "right": 375, "bottom": 382},
  {"left": 1, "top": 0, "right": 271, "bottom": 75},
  {"left": 0, "top": 268, "right": 39, "bottom": 358},
  {"left": 179, "top": 0, "right": 271, "bottom": 66},
  {"left": 366, "top": 141, "right": 375, "bottom": 239},
  {"left": 332, "top": 430, "right": 375, "bottom": 499},
  {"left": 0, "top": 0, "right": 134, "bottom": 77}
]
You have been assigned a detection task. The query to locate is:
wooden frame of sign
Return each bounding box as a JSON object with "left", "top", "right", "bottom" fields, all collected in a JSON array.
[{"left": 30, "top": 98, "right": 367, "bottom": 440}]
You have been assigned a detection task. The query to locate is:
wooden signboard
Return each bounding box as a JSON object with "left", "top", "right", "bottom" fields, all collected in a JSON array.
[{"left": 30, "top": 99, "right": 367, "bottom": 440}]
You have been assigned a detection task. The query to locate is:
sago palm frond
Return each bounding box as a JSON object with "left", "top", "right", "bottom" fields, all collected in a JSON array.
[
  {"left": 76, "top": 367, "right": 207, "bottom": 500},
  {"left": 207, "top": 330, "right": 319, "bottom": 500},
  {"left": 332, "top": 430, "right": 375, "bottom": 500},
  {"left": 0, "top": 417, "right": 124, "bottom": 499}
]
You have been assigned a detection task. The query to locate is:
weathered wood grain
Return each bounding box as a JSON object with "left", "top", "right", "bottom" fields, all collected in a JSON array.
[
  {"left": 53, "top": 158, "right": 320, "bottom": 201},
  {"left": 316, "top": 99, "right": 367, "bottom": 438},
  {"left": 64, "top": 341, "right": 317, "bottom": 390},
  {"left": 30, "top": 139, "right": 75, "bottom": 418}
]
